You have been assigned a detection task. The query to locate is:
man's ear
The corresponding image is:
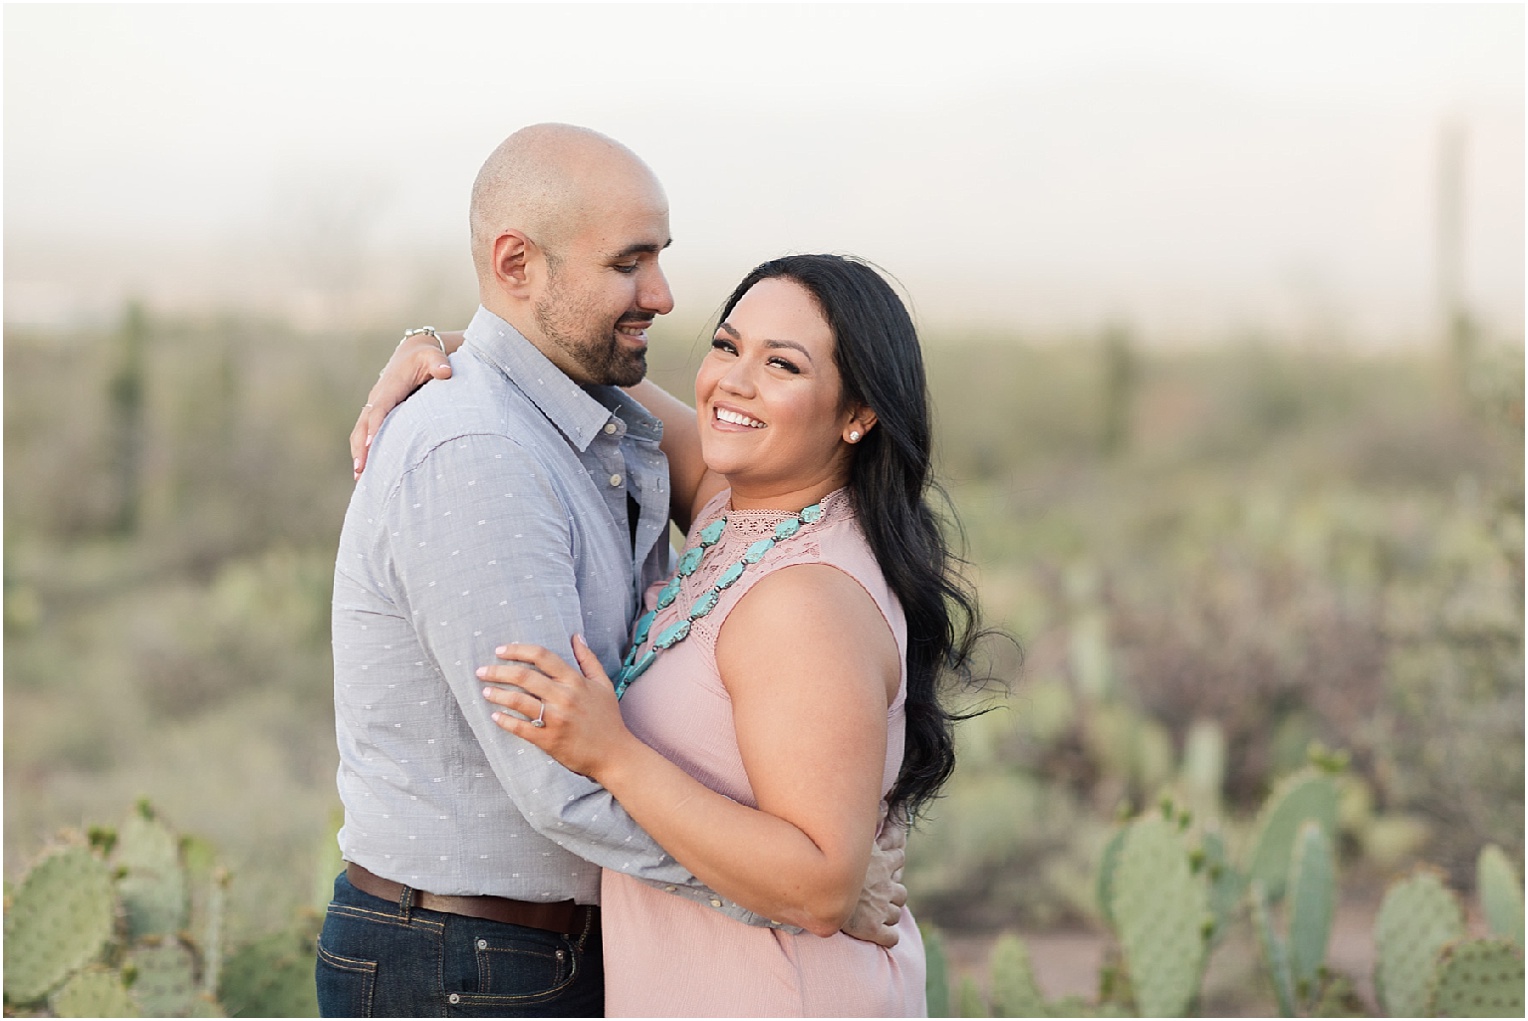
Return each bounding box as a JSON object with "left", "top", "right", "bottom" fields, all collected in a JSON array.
[{"left": 491, "top": 230, "right": 535, "bottom": 295}]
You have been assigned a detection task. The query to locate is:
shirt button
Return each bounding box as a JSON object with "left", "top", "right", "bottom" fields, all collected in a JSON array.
[
  {"left": 604, "top": 422, "right": 618, "bottom": 434},
  {"left": 448, "top": 993, "right": 461, "bottom": 1004},
  {"left": 710, "top": 897, "right": 723, "bottom": 908},
  {"left": 609, "top": 473, "right": 623, "bottom": 487}
]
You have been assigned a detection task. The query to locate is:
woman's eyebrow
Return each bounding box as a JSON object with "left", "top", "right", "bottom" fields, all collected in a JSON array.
[{"left": 714, "top": 322, "right": 814, "bottom": 363}]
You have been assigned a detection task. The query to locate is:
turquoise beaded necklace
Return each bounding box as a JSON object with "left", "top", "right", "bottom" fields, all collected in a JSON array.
[{"left": 613, "top": 500, "right": 825, "bottom": 699}]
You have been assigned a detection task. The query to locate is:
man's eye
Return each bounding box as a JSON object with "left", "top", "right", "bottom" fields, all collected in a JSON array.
[{"left": 614, "top": 263, "right": 638, "bottom": 274}]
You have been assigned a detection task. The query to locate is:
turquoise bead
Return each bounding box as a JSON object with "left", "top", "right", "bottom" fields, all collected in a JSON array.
[
  {"left": 654, "top": 619, "right": 691, "bottom": 649},
  {"left": 699, "top": 518, "right": 727, "bottom": 545},
  {"left": 688, "top": 590, "right": 719, "bottom": 620},
  {"left": 774, "top": 517, "right": 801, "bottom": 540},
  {"left": 744, "top": 538, "right": 776, "bottom": 563},
  {"left": 678, "top": 545, "right": 707, "bottom": 576},
  {"left": 715, "top": 561, "right": 746, "bottom": 590},
  {"left": 800, "top": 503, "right": 824, "bottom": 523},
  {"left": 632, "top": 609, "right": 656, "bottom": 646},
  {"left": 655, "top": 576, "right": 681, "bottom": 609}
]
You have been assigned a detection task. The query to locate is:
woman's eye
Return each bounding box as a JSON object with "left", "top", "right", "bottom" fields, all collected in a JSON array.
[
  {"left": 768, "top": 357, "right": 801, "bottom": 374},
  {"left": 710, "top": 337, "right": 736, "bottom": 354}
]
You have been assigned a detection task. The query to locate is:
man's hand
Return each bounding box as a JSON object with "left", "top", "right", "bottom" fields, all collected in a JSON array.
[
  {"left": 349, "top": 331, "right": 457, "bottom": 478},
  {"left": 841, "top": 817, "right": 908, "bottom": 947}
]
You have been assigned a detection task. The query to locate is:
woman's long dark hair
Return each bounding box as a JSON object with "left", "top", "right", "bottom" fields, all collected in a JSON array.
[{"left": 718, "top": 254, "right": 990, "bottom": 823}]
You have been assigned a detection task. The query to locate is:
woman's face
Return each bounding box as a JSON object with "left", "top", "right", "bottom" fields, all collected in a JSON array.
[{"left": 695, "top": 277, "right": 869, "bottom": 508}]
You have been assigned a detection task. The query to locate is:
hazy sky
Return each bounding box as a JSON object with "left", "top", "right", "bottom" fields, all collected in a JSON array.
[{"left": 5, "top": 3, "right": 1523, "bottom": 342}]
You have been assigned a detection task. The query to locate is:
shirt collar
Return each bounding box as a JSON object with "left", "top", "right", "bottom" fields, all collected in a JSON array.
[{"left": 462, "top": 306, "right": 662, "bottom": 451}]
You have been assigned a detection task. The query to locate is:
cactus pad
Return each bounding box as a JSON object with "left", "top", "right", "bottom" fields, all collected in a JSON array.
[
  {"left": 1425, "top": 937, "right": 1525, "bottom": 1017},
  {"left": 1286, "top": 820, "right": 1336, "bottom": 1003},
  {"left": 988, "top": 933, "right": 1046, "bottom": 1017},
  {"left": 956, "top": 975, "right": 989, "bottom": 1017},
  {"left": 1096, "top": 824, "right": 1127, "bottom": 925},
  {"left": 127, "top": 939, "right": 199, "bottom": 1017},
  {"left": 3, "top": 844, "right": 117, "bottom": 1003},
  {"left": 116, "top": 805, "right": 189, "bottom": 938},
  {"left": 1250, "top": 881, "right": 1296, "bottom": 1017},
  {"left": 50, "top": 968, "right": 140, "bottom": 1018},
  {"left": 1375, "top": 867, "right": 1465, "bottom": 1017},
  {"left": 1110, "top": 816, "right": 1208, "bottom": 1017},
  {"left": 219, "top": 918, "right": 321, "bottom": 1018},
  {"left": 1476, "top": 844, "right": 1524, "bottom": 948},
  {"left": 921, "top": 924, "right": 950, "bottom": 1018},
  {"left": 1199, "top": 829, "right": 1245, "bottom": 948},
  {"left": 1245, "top": 769, "right": 1338, "bottom": 903}
]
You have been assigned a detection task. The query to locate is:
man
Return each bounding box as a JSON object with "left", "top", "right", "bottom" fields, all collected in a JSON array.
[{"left": 321, "top": 125, "right": 900, "bottom": 1017}]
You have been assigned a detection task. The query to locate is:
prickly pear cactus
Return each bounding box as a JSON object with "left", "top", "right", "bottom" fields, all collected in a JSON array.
[
  {"left": 1096, "top": 824, "right": 1127, "bottom": 926},
  {"left": 1286, "top": 820, "right": 1336, "bottom": 1003},
  {"left": 181, "top": 833, "right": 228, "bottom": 996},
  {"left": 2, "top": 843, "right": 117, "bottom": 1004},
  {"left": 1250, "top": 881, "right": 1296, "bottom": 1017},
  {"left": 218, "top": 919, "right": 321, "bottom": 1018},
  {"left": 1198, "top": 829, "right": 1245, "bottom": 949},
  {"left": 49, "top": 967, "right": 140, "bottom": 1018},
  {"left": 1110, "top": 815, "right": 1208, "bottom": 1017},
  {"left": 1375, "top": 867, "right": 1465, "bottom": 1017},
  {"left": 116, "top": 802, "right": 190, "bottom": 939},
  {"left": 126, "top": 939, "right": 200, "bottom": 1016},
  {"left": 956, "top": 975, "right": 988, "bottom": 1017},
  {"left": 1476, "top": 843, "right": 1524, "bottom": 948},
  {"left": 1424, "top": 937, "right": 1525, "bottom": 1017},
  {"left": 1245, "top": 768, "right": 1338, "bottom": 904},
  {"left": 988, "top": 933, "right": 1046, "bottom": 1017},
  {"left": 922, "top": 924, "right": 950, "bottom": 1017}
]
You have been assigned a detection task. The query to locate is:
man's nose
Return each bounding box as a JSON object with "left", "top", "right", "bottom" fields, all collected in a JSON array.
[{"left": 640, "top": 265, "right": 675, "bottom": 316}]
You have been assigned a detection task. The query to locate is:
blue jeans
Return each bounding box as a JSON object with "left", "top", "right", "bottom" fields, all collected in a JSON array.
[{"left": 315, "top": 872, "right": 604, "bottom": 1017}]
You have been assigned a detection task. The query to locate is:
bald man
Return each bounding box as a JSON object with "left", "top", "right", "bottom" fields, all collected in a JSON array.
[{"left": 320, "top": 126, "right": 899, "bottom": 1017}]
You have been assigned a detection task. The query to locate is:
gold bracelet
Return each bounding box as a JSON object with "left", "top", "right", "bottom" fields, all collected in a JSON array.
[{"left": 403, "top": 326, "right": 446, "bottom": 354}]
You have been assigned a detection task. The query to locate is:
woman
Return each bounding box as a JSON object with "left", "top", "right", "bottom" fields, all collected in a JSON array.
[{"left": 359, "top": 255, "right": 984, "bottom": 1016}]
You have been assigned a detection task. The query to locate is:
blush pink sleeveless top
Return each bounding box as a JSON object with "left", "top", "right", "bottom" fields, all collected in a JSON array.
[{"left": 599, "top": 488, "right": 926, "bottom": 1017}]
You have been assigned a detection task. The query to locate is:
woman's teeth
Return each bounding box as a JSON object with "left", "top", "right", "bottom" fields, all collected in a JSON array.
[{"left": 715, "top": 408, "right": 764, "bottom": 428}]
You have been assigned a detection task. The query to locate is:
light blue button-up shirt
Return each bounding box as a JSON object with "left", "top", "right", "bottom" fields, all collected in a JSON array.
[{"left": 331, "top": 307, "right": 763, "bottom": 922}]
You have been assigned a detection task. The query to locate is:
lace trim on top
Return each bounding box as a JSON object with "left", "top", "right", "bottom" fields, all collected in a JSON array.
[{"left": 709, "top": 487, "right": 853, "bottom": 539}]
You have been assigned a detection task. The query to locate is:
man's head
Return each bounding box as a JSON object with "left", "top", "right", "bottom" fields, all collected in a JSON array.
[{"left": 469, "top": 124, "right": 673, "bottom": 386}]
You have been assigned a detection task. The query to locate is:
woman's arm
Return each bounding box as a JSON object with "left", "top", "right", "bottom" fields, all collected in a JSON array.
[
  {"left": 481, "top": 564, "right": 901, "bottom": 935},
  {"left": 621, "top": 380, "right": 725, "bottom": 534},
  {"left": 349, "top": 329, "right": 462, "bottom": 476}
]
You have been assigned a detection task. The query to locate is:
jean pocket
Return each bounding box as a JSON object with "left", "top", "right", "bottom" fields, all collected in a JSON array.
[
  {"left": 452, "top": 929, "right": 575, "bottom": 1006},
  {"left": 315, "top": 938, "right": 378, "bottom": 1017}
]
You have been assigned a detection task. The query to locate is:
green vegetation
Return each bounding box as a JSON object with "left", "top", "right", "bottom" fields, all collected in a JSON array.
[
  {"left": 923, "top": 763, "right": 1524, "bottom": 1016},
  {"left": 5, "top": 306, "right": 1522, "bottom": 1014},
  {"left": 3, "top": 801, "right": 318, "bottom": 1017}
]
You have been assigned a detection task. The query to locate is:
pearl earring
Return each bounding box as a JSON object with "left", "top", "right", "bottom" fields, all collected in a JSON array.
[{"left": 848, "top": 431, "right": 861, "bottom": 443}]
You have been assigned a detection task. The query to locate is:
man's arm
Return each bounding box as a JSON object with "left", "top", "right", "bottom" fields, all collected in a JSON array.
[{"left": 386, "top": 433, "right": 782, "bottom": 925}]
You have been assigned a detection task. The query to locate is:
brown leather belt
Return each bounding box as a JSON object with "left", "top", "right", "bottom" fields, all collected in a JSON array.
[{"left": 346, "top": 862, "right": 595, "bottom": 935}]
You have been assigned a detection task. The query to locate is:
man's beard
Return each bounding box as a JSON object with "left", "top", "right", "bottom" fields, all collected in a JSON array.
[{"left": 534, "top": 278, "right": 648, "bottom": 387}]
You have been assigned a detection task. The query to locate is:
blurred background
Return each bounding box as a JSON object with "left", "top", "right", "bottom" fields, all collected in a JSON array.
[{"left": 5, "top": 4, "right": 1522, "bottom": 1014}]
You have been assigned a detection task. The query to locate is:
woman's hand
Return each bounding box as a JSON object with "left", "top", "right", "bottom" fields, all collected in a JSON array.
[
  {"left": 479, "top": 635, "right": 635, "bottom": 779},
  {"left": 349, "top": 329, "right": 459, "bottom": 478}
]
